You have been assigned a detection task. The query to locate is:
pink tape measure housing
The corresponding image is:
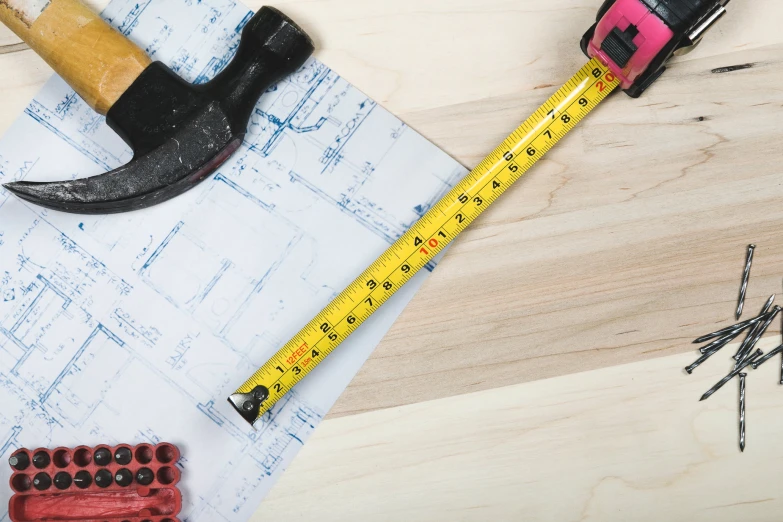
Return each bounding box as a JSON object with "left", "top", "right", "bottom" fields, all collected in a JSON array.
[{"left": 586, "top": 0, "right": 675, "bottom": 89}]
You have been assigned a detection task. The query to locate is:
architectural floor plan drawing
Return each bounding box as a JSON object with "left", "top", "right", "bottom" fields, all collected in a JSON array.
[{"left": 0, "top": 0, "right": 467, "bottom": 519}]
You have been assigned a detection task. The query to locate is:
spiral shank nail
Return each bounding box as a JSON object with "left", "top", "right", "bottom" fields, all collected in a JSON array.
[
  {"left": 736, "top": 245, "right": 755, "bottom": 320},
  {"left": 700, "top": 349, "right": 762, "bottom": 402},
  {"left": 739, "top": 373, "right": 746, "bottom": 452}
]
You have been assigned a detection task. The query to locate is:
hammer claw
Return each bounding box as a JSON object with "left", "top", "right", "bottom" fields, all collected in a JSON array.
[{"left": 2, "top": 6, "right": 314, "bottom": 214}]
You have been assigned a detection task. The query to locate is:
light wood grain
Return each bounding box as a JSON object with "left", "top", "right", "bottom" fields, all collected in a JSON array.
[
  {"left": 258, "top": 344, "right": 783, "bottom": 521},
  {"left": 3, "top": 0, "right": 783, "bottom": 519},
  {"left": 0, "top": 0, "right": 150, "bottom": 114},
  {"left": 332, "top": 43, "right": 783, "bottom": 416},
  {"left": 270, "top": 0, "right": 782, "bottom": 119}
]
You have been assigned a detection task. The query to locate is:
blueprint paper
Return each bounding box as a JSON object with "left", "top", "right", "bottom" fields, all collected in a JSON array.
[{"left": 0, "top": 0, "right": 467, "bottom": 519}]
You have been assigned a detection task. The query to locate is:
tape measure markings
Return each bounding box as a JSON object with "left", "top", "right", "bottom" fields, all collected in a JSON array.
[{"left": 231, "top": 58, "right": 620, "bottom": 423}]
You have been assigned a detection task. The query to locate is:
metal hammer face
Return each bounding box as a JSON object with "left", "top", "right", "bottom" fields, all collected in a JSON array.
[{"left": 0, "top": 4, "right": 314, "bottom": 214}]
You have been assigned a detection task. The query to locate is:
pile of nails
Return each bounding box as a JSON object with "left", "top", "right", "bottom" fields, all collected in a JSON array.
[{"left": 687, "top": 244, "right": 783, "bottom": 452}]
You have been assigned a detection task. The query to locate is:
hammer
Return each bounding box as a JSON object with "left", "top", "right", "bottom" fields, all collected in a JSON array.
[{"left": 0, "top": 0, "right": 314, "bottom": 213}]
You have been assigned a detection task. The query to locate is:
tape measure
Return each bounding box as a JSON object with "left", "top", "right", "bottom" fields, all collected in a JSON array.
[{"left": 229, "top": 57, "right": 620, "bottom": 425}]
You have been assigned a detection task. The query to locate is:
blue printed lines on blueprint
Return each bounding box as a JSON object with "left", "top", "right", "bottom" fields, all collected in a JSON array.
[{"left": 0, "top": 0, "right": 467, "bottom": 519}]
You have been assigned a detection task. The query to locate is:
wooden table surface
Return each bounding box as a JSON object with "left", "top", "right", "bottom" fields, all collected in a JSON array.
[{"left": 3, "top": 0, "right": 783, "bottom": 520}]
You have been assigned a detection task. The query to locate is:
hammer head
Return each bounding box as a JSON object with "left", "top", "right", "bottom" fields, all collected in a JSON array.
[{"left": 4, "top": 7, "right": 314, "bottom": 214}]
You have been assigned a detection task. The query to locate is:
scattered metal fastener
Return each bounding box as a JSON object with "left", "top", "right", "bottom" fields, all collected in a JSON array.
[
  {"left": 700, "top": 349, "right": 762, "bottom": 402},
  {"left": 694, "top": 315, "right": 759, "bottom": 345},
  {"left": 760, "top": 294, "right": 775, "bottom": 315},
  {"left": 696, "top": 304, "right": 772, "bottom": 353},
  {"left": 750, "top": 344, "right": 783, "bottom": 370},
  {"left": 739, "top": 373, "right": 747, "bottom": 452},
  {"left": 698, "top": 327, "right": 745, "bottom": 356},
  {"left": 732, "top": 320, "right": 762, "bottom": 361},
  {"left": 695, "top": 294, "right": 776, "bottom": 346},
  {"left": 736, "top": 244, "right": 756, "bottom": 319},
  {"left": 688, "top": 246, "right": 783, "bottom": 453},
  {"left": 733, "top": 307, "right": 780, "bottom": 364},
  {"left": 686, "top": 329, "right": 745, "bottom": 373}
]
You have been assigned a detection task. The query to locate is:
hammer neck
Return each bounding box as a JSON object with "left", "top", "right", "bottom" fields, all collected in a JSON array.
[
  {"left": 207, "top": 47, "right": 289, "bottom": 135},
  {"left": 204, "top": 8, "right": 315, "bottom": 135}
]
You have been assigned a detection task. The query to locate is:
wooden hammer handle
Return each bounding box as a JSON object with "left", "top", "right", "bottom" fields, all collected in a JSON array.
[{"left": 0, "top": 0, "right": 151, "bottom": 114}]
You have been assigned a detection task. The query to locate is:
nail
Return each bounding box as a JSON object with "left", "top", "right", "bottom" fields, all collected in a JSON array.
[
  {"left": 732, "top": 315, "right": 765, "bottom": 360},
  {"left": 699, "top": 327, "right": 746, "bottom": 355},
  {"left": 762, "top": 294, "right": 776, "bottom": 315},
  {"left": 736, "top": 244, "right": 755, "bottom": 320},
  {"left": 686, "top": 348, "right": 720, "bottom": 374},
  {"left": 739, "top": 373, "right": 746, "bottom": 452},
  {"left": 687, "top": 332, "right": 743, "bottom": 374},
  {"left": 751, "top": 344, "right": 783, "bottom": 369},
  {"left": 734, "top": 307, "right": 780, "bottom": 363},
  {"left": 700, "top": 349, "right": 762, "bottom": 401},
  {"left": 750, "top": 344, "right": 783, "bottom": 369},
  {"left": 695, "top": 296, "right": 775, "bottom": 346}
]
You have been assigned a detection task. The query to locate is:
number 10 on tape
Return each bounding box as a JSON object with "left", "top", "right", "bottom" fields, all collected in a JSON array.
[{"left": 229, "top": 59, "right": 620, "bottom": 425}]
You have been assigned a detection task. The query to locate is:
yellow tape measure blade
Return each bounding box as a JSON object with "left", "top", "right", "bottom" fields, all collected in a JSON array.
[{"left": 230, "top": 58, "right": 619, "bottom": 425}]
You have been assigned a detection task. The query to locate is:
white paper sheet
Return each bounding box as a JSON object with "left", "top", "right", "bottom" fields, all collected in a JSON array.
[{"left": 0, "top": 0, "right": 467, "bottom": 519}]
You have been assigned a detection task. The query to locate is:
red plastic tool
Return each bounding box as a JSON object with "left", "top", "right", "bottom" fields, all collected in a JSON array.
[{"left": 8, "top": 443, "right": 182, "bottom": 522}]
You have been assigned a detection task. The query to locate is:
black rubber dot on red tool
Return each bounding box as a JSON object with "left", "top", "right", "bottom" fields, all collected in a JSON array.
[
  {"left": 95, "top": 469, "right": 113, "bottom": 488},
  {"left": 9, "top": 451, "right": 30, "bottom": 471},
  {"left": 54, "top": 471, "right": 72, "bottom": 490},
  {"left": 136, "top": 467, "right": 154, "bottom": 486},
  {"left": 53, "top": 449, "right": 71, "bottom": 468},
  {"left": 115, "top": 446, "right": 132, "bottom": 465},
  {"left": 32, "top": 451, "right": 50, "bottom": 469},
  {"left": 11, "top": 474, "right": 31, "bottom": 492},
  {"left": 33, "top": 472, "right": 51, "bottom": 491},
  {"left": 115, "top": 468, "right": 133, "bottom": 487},
  {"left": 94, "top": 447, "right": 112, "bottom": 466},
  {"left": 135, "top": 445, "right": 153, "bottom": 464},
  {"left": 73, "top": 470, "right": 92, "bottom": 489},
  {"left": 73, "top": 447, "right": 92, "bottom": 467}
]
